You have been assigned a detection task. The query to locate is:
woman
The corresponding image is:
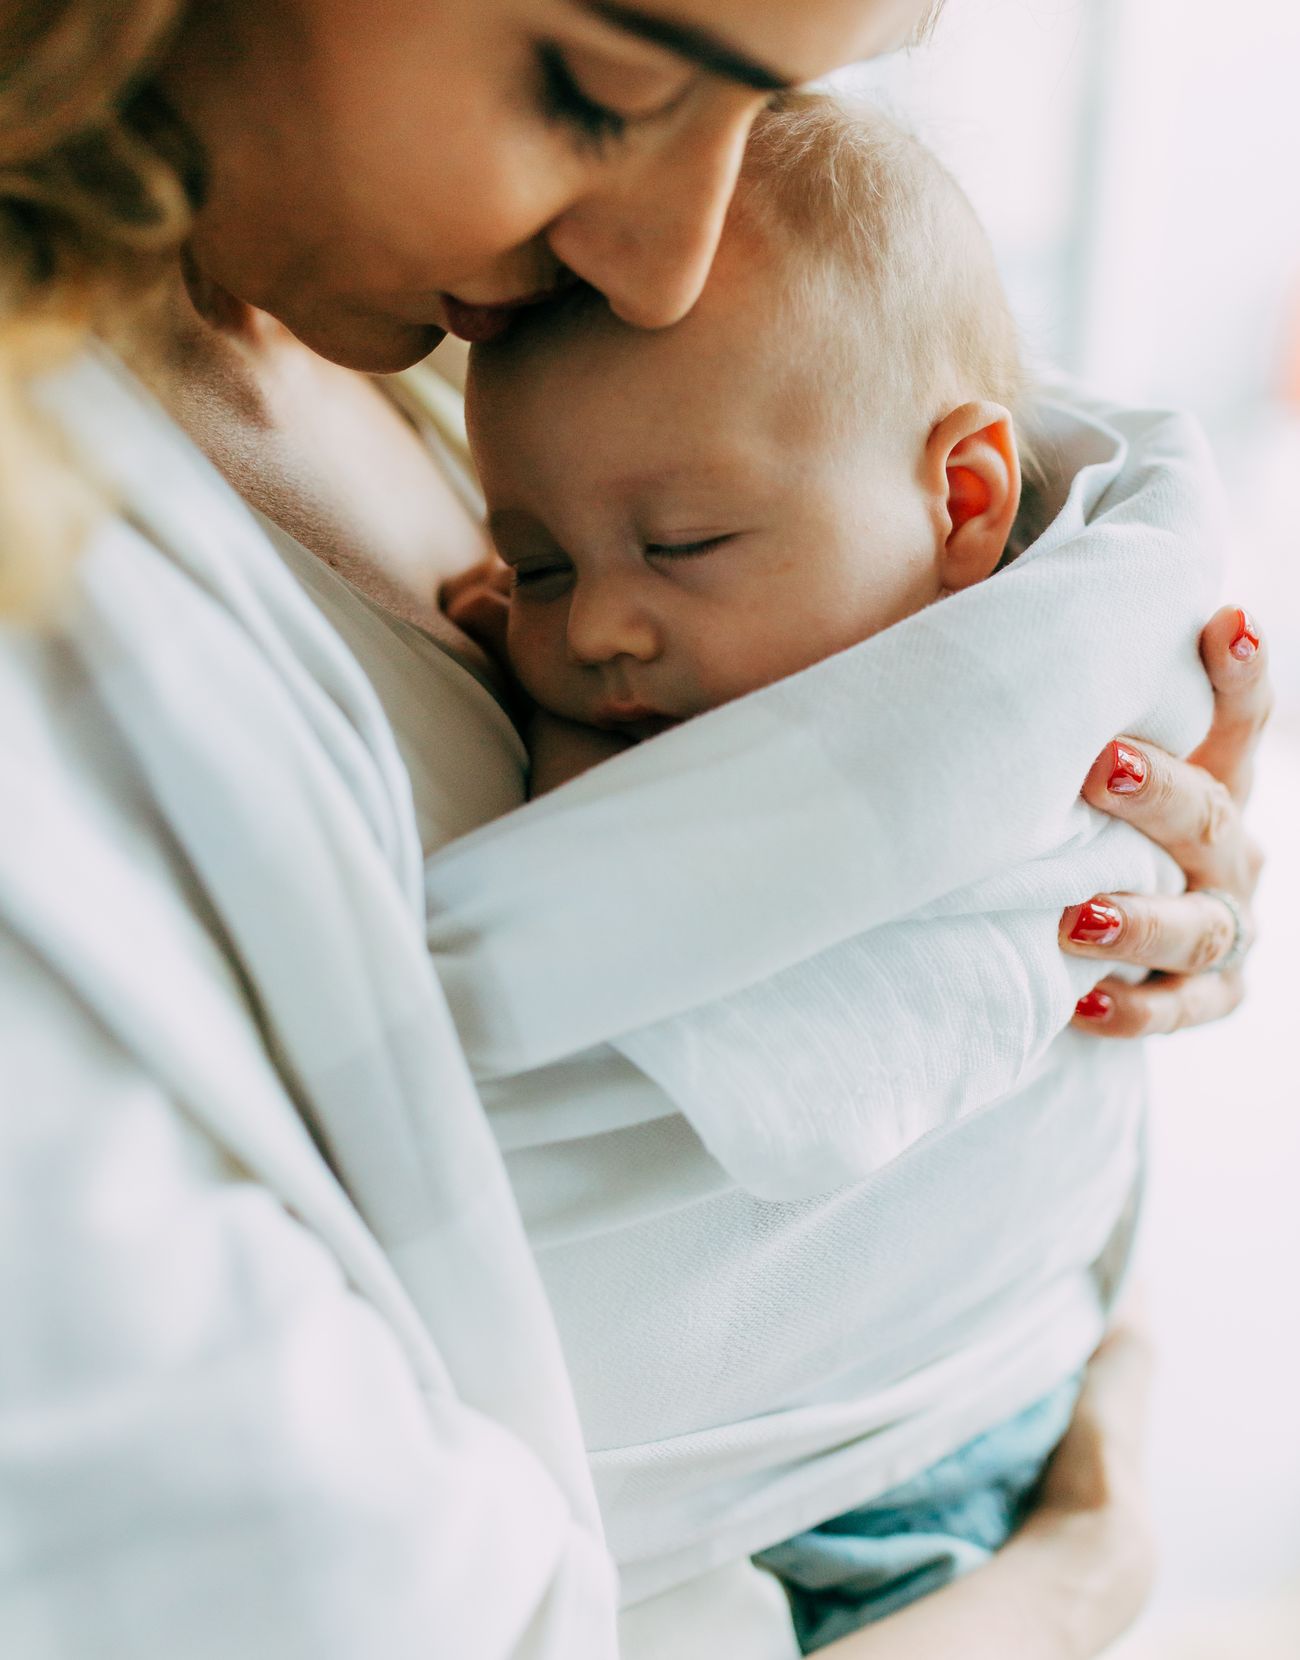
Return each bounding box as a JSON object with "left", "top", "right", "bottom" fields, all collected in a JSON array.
[{"left": 0, "top": 3, "right": 1267, "bottom": 1657}]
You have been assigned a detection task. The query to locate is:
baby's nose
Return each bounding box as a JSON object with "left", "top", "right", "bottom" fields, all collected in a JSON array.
[{"left": 566, "top": 581, "right": 661, "bottom": 666}]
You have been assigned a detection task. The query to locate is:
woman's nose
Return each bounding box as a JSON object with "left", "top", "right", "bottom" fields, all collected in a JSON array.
[
  {"left": 566, "top": 577, "right": 662, "bottom": 666},
  {"left": 546, "top": 106, "right": 755, "bottom": 330}
]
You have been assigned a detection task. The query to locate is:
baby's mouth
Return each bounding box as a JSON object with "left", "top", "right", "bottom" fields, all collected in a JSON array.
[{"left": 593, "top": 700, "right": 682, "bottom": 740}]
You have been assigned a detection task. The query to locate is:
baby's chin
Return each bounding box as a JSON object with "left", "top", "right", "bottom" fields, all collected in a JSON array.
[{"left": 609, "top": 712, "right": 684, "bottom": 741}]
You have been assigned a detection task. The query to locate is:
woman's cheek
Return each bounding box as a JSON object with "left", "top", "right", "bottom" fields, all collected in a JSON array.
[{"left": 425, "top": 113, "right": 581, "bottom": 282}]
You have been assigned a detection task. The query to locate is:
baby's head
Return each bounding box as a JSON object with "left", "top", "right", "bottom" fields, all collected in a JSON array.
[{"left": 467, "top": 96, "right": 1027, "bottom": 736}]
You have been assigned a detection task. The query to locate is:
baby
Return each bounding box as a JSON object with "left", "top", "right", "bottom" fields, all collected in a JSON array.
[
  {"left": 465, "top": 94, "right": 1031, "bottom": 799},
  {"left": 455, "top": 98, "right": 1128, "bottom": 1650}
]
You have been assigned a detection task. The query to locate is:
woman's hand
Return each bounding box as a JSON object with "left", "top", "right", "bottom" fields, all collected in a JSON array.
[
  {"left": 824, "top": 1320, "right": 1156, "bottom": 1660},
  {"left": 1065, "top": 606, "right": 1270, "bottom": 1036}
]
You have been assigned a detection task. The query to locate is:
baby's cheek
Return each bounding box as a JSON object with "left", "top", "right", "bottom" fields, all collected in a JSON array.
[
  {"left": 505, "top": 608, "right": 546, "bottom": 687},
  {"left": 692, "top": 614, "right": 809, "bottom": 706},
  {"left": 508, "top": 608, "right": 579, "bottom": 714}
]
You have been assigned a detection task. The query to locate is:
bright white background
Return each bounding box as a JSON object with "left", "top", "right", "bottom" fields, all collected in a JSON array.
[{"left": 839, "top": 4, "right": 1300, "bottom": 1652}]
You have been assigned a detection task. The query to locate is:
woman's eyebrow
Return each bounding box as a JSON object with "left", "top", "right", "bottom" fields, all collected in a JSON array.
[{"left": 577, "top": 3, "right": 795, "bottom": 92}]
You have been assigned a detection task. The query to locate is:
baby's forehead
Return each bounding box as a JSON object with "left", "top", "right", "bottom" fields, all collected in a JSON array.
[{"left": 474, "top": 253, "right": 857, "bottom": 448}]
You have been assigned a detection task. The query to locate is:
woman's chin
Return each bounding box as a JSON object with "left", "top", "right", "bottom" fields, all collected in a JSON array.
[{"left": 285, "top": 310, "right": 448, "bottom": 374}]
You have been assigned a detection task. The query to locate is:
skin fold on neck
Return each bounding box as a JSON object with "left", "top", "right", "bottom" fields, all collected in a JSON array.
[{"left": 115, "top": 269, "right": 504, "bottom": 689}]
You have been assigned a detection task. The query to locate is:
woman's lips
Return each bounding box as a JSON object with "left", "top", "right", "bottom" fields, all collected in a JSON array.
[
  {"left": 440, "top": 286, "right": 571, "bottom": 344},
  {"left": 440, "top": 297, "right": 517, "bottom": 343}
]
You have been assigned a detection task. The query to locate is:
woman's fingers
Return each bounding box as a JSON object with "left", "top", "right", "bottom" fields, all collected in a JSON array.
[
  {"left": 1080, "top": 739, "right": 1262, "bottom": 897},
  {"left": 1066, "top": 606, "right": 1268, "bottom": 1037},
  {"left": 1071, "top": 969, "right": 1246, "bottom": 1037},
  {"left": 1190, "top": 605, "right": 1273, "bottom": 804},
  {"left": 1060, "top": 888, "right": 1251, "bottom": 976}
]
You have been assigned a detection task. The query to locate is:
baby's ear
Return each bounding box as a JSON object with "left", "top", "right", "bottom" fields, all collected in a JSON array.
[{"left": 925, "top": 402, "right": 1021, "bottom": 593}]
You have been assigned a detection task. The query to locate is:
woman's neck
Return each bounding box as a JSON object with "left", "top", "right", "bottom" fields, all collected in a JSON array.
[{"left": 116, "top": 266, "right": 494, "bottom": 647}]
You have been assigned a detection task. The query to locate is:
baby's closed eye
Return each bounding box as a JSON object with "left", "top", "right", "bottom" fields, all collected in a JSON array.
[
  {"left": 645, "top": 533, "right": 739, "bottom": 558},
  {"left": 511, "top": 558, "right": 574, "bottom": 598}
]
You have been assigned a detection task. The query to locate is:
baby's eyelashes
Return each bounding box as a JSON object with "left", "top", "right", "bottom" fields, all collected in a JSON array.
[
  {"left": 511, "top": 559, "right": 575, "bottom": 599},
  {"left": 644, "top": 533, "right": 738, "bottom": 558}
]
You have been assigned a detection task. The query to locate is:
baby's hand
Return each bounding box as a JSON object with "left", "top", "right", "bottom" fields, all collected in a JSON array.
[{"left": 440, "top": 551, "right": 513, "bottom": 666}]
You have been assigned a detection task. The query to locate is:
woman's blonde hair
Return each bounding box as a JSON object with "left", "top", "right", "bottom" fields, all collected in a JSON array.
[{"left": 0, "top": 0, "right": 197, "bottom": 619}]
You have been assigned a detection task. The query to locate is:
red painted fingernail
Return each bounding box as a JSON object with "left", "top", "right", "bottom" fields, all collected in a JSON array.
[
  {"left": 1229, "top": 608, "right": 1260, "bottom": 661},
  {"left": 1075, "top": 989, "right": 1115, "bottom": 1021},
  {"left": 1069, "top": 900, "right": 1124, "bottom": 946},
  {"left": 1107, "top": 741, "right": 1148, "bottom": 796}
]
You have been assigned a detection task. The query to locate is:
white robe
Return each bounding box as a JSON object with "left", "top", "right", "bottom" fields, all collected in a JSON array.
[{"left": 0, "top": 349, "right": 617, "bottom": 1660}]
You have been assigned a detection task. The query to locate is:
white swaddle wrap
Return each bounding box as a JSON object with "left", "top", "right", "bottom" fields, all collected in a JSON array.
[
  {"left": 426, "top": 392, "right": 1223, "bottom": 1185},
  {"left": 424, "top": 392, "right": 1227, "bottom": 1597}
]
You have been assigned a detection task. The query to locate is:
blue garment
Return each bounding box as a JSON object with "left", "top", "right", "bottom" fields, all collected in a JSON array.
[{"left": 753, "top": 1376, "right": 1082, "bottom": 1653}]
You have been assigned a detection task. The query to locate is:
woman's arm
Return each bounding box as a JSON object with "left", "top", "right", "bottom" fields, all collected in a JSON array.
[
  {"left": 823, "top": 1324, "right": 1154, "bottom": 1660},
  {"left": 1066, "top": 605, "right": 1269, "bottom": 1034}
]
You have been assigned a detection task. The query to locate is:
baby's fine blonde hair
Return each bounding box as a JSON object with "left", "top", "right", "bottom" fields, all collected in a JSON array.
[
  {"left": 730, "top": 93, "right": 1028, "bottom": 442},
  {"left": 0, "top": 1, "right": 196, "bottom": 620}
]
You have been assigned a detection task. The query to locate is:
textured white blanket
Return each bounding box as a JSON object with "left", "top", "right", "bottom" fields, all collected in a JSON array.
[{"left": 425, "top": 391, "right": 1226, "bottom": 1198}]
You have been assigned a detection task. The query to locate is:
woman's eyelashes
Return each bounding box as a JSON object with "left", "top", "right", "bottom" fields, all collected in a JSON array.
[{"left": 536, "top": 44, "right": 630, "bottom": 151}]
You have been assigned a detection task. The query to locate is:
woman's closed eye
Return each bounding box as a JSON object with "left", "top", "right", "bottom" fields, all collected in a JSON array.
[
  {"left": 535, "top": 36, "right": 694, "bottom": 155},
  {"left": 537, "top": 44, "right": 629, "bottom": 150}
]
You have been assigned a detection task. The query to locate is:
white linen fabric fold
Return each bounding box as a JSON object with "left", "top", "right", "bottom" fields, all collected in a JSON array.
[
  {"left": 425, "top": 393, "right": 1224, "bottom": 1198},
  {"left": 2, "top": 350, "right": 615, "bottom": 1657}
]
